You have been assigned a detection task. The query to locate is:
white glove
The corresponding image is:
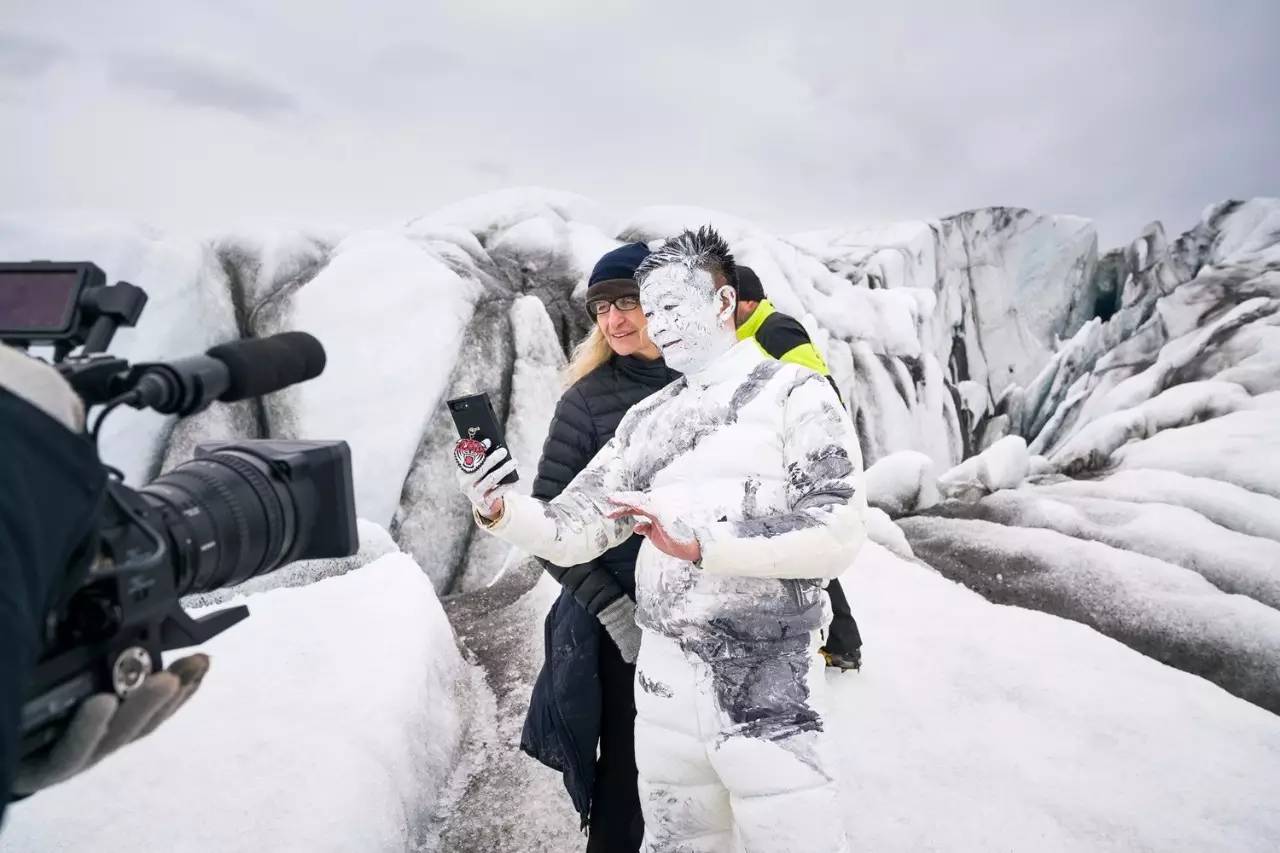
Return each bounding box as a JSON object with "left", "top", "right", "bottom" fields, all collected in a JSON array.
[
  {"left": 0, "top": 343, "right": 85, "bottom": 431},
  {"left": 14, "top": 654, "right": 210, "bottom": 794},
  {"left": 454, "top": 439, "right": 519, "bottom": 519}
]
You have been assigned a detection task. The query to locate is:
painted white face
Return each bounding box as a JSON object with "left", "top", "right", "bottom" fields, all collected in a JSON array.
[{"left": 639, "top": 265, "right": 735, "bottom": 374}]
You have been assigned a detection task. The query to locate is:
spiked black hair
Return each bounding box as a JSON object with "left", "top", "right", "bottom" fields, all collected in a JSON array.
[{"left": 634, "top": 225, "right": 738, "bottom": 291}]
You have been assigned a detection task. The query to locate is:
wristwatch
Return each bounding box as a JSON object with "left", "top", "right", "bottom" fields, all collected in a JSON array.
[{"left": 473, "top": 507, "right": 504, "bottom": 529}]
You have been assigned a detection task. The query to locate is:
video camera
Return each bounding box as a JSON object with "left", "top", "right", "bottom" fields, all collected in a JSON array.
[{"left": 0, "top": 261, "right": 358, "bottom": 759}]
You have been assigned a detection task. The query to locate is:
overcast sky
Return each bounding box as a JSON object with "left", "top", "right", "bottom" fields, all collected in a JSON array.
[{"left": 3, "top": 0, "right": 1277, "bottom": 247}]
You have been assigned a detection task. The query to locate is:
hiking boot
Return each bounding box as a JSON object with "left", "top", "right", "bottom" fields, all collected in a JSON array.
[{"left": 821, "top": 646, "right": 861, "bottom": 672}]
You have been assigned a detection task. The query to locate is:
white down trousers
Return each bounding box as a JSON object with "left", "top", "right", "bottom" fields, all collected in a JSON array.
[{"left": 633, "top": 629, "right": 850, "bottom": 853}]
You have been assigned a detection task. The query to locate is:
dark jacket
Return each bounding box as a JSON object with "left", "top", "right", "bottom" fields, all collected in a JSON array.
[
  {"left": 519, "top": 353, "right": 679, "bottom": 825},
  {"left": 737, "top": 298, "right": 842, "bottom": 401},
  {"left": 0, "top": 388, "right": 105, "bottom": 821}
]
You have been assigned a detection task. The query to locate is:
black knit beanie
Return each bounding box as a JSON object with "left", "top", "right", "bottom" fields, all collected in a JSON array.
[{"left": 586, "top": 242, "right": 649, "bottom": 303}]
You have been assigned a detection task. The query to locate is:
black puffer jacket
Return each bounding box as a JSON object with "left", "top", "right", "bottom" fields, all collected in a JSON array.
[
  {"left": 1, "top": 389, "right": 105, "bottom": 819},
  {"left": 531, "top": 354, "right": 681, "bottom": 611},
  {"left": 519, "top": 353, "right": 679, "bottom": 824}
]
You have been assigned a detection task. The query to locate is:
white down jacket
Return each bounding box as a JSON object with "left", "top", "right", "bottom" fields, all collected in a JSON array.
[{"left": 484, "top": 338, "right": 867, "bottom": 659}]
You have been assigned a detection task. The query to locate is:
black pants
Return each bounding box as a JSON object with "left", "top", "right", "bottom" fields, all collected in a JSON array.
[
  {"left": 586, "top": 634, "right": 644, "bottom": 852},
  {"left": 825, "top": 578, "right": 863, "bottom": 655}
]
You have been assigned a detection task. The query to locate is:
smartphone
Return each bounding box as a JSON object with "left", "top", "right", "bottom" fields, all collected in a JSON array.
[{"left": 447, "top": 392, "right": 518, "bottom": 485}]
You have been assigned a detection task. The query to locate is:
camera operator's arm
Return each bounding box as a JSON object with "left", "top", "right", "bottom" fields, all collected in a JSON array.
[
  {"left": 0, "top": 346, "right": 103, "bottom": 819},
  {"left": 0, "top": 345, "right": 207, "bottom": 818}
]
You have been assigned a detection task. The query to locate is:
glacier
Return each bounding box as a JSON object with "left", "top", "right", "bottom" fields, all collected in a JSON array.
[{"left": 2, "top": 191, "right": 1279, "bottom": 850}]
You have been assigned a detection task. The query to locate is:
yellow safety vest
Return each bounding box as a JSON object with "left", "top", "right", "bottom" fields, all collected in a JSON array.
[{"left": 736, "top": 299, "right": 831, "bottom": 376}]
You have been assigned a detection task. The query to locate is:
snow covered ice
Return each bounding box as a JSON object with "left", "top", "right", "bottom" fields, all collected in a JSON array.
[
  {"left": 4, "top": 191, "right": 1280, "bottom": 850},
  {"left": 3, "top": 552, "right": 473, "bottom": 852},
  {"left": 863, "top": 450, "right": 939, "bottom": 517},
  {"left": 8, "top": 545, "right": 1280, "bottom": 851},
  {"left": 833, "top": 544, "right": 1280, "bottom": 852}
]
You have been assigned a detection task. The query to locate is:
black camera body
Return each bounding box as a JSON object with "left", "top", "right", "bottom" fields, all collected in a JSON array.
[{"left": 1, "top": 261, "right": 358, "bottom": 759}]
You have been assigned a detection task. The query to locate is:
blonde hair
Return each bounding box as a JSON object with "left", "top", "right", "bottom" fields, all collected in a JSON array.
[{"left": 564, "top": 325, "right": 614, "bottom": 386}]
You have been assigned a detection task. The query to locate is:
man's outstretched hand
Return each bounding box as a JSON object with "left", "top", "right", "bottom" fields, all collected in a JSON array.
[{"left": 605, "top": 493, "right": 702, "bottom": 564}]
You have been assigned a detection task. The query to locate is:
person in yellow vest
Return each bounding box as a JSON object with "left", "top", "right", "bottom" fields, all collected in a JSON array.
[{"left": 735, "top": 265, "right": 864, "bottom": 671}]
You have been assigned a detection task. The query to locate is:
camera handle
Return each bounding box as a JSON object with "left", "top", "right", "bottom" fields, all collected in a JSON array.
[
  {"left": 160, "top": 602, "right": 248, "bottom": 650},
  {"left": 52, "top": 280, "right": 148, "bottom": 361}
]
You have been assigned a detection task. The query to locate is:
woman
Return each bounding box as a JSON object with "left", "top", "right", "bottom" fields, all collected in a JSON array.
[{"left": 520, "top": 242, "right": 678, "bottom": 852}]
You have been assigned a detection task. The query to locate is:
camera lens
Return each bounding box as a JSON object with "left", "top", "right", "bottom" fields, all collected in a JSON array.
[{"left": 138, "top": 449, "right": 299, "bottom": 596}]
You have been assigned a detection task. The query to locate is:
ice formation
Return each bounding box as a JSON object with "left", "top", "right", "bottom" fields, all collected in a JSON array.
[{"left": 4, "top": 192, "right": 1279, "bottom": 850}]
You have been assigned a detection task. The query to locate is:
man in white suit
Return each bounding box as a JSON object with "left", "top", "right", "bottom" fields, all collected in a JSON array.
[{"left": 455, "top": 227, "right": 866, "bottom": 853}]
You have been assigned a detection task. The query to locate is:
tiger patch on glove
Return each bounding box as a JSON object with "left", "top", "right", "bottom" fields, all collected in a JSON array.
[{"left": 453, "top": 428, "right": 488, "bottom": 474}]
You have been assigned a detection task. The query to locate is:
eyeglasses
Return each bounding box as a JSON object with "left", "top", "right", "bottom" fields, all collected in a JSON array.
[{"left": 587, "top": 295, "right": 641, "bottom": 316}]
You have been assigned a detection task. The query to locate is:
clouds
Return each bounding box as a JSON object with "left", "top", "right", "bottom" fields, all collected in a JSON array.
[
  {"left": 1, "top": 1, "right": 1277, "bottom": 246},
  {"left": 108, "top": 51, "right": 298, "bottom": 119},
  {"left": 0, "top": 32, "right": 66, "bottom": 78}
]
